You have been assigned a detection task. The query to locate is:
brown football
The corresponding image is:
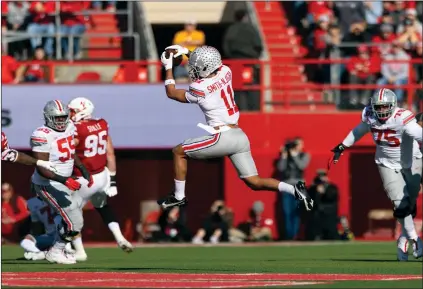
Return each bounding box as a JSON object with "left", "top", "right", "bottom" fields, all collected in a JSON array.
[{"left": 165, "top": 48, "right": 183, "bottom": 67}]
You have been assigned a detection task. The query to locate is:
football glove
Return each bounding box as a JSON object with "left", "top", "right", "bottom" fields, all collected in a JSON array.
[
  {"left": 165, "top": 45, "right": 190, "bottom": 58},
  {"left": 105, "top": 172, "right": 118, "bottom": 197},
  {"left": 328, "top": 143, "right": 346, "bottom": 169},
  {"left": 161, "top": 51, "right": 173, "bottom": 70},
  {"left": 65, "top": 178, "right": 82, "bottom": 191}
]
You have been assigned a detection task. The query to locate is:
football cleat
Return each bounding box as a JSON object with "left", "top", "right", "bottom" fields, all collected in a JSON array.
[
  {"left": 397, "top": 235, "right": 409, "bottom": 261},
  {"left": 24, "top": 251, "right": 46, "bottom": 261},
  {"left": 157, "top": 193, "right": 187, "bottom": 210},
  {"left": 118, "top": 238, "right": 134, "bottom": 253},
  {"left": 294, "top": 181, "right": 314, "bottom": 211},
  {"left": 46, "top": 247, "right": 76, "bottom": 264},
  {"left": 412, "top": 237, "right": 423, "bottom": 259},
  {"left": 74, "top": 251, "right": 88, "bottom": 262}
]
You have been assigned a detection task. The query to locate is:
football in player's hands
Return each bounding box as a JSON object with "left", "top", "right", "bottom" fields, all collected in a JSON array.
[{"left": 165, "top": 49, "right": 183, "bottom": 67}]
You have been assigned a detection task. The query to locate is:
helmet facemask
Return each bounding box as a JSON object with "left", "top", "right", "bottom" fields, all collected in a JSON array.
[
  {"left": 372, "top": 103, "right": 395, "bottom": 121},
  {"left": 44, "top": 113, "right": 70, "bottom": 131}
]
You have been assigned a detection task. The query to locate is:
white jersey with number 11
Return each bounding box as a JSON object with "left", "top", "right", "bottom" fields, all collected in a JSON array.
[{"left": 185, "top": 65, "right": 239, "bottom": 127}]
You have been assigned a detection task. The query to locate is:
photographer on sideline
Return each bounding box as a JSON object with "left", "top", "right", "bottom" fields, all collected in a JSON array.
[{"left": 275, "top": 137, "right": 310, "bottom": 240}]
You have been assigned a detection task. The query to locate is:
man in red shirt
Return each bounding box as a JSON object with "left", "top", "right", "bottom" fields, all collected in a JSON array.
[
  {"left": 347, "top": 45, "right": 380, "bottom": 108},
  {"left": 60, "top": 1, "right": 90, "bottom": 59},
  {"left": 1, "top": 183, "right": 30, "bottom": 243},
  {"left": 26, "top": 1, "right": 55, "bottom": 57}
]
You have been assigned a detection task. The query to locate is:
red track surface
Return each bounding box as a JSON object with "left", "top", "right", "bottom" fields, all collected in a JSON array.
[{"left": 2, "top": 272, "right": 421, "bottom": 288}]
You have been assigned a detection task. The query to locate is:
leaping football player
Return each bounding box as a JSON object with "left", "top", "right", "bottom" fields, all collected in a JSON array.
[
  {"left": 330, "top": 88, "right": 423, "bottom": 260},
  {"left": 157, "top": 45, "right": 314, "bottom": 215}
]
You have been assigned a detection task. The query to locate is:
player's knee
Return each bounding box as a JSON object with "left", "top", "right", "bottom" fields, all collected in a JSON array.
[
  {"left": 172, "top": 145, "right": 185, "bottom": 157},
  {"left": 243, "top": 176, "right": 262, "bottom": 191},
  {"left": 393, "top": 203, "right": 411, "bottom": 219}
]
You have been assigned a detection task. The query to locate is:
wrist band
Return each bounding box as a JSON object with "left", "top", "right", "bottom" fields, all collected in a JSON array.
[{"left": 165, "top": 79, "right": 176, "bottom": 86}]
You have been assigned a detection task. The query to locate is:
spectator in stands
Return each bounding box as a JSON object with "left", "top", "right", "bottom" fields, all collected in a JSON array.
[
  {"left": 390, "top": 1, "right": 406, "bottom": 29},
  {"left": 172, "top": 19, "right": 205, "bottom": 81},
  {"left": 60, "top": 1, "right": 90, "bottom": 60},
  {"left": 1, "top": 47, "right": 25, "bottom": 84},
  {"left": 23, "top": 46, "right": 47, "bottom": 83},
  {"left": 371, "top": 24, "right": 397, "bottom": 58},
  {"left": 342, "top": 18, "right": 372, "bottom": 57},
  {"left": 333, "top": 1, "right": 366, "bottom": 35},
  {"left": 347, "top": 45, "right": 380, "bottom": 108},
  {"left": 309, "top": 14, "right": 331, "bottom": 56},
  {"left": 377, "top": 42, "right": 410, "bottom": 105},
  {"left": 364, "top": 1, "right": 383, "bottom": 34},
  {"left": 396, "top": 16, "right": 423, "bottom": 56},
  {"left": 192, "top": 200, "right": 229, "bottom": 244},
  {"left": 93, "top": 1, "right": 116, "bottom": 12},
  {"left": 157, "top": 207, "right": 191, "bottom": 242},
  {"left": 1, "top": 183, "right": 30, "bottom": 243},
  {"left": 5, "top": 1, "right": 30, "bottom": 59},
  {"left": 237, "top": 201, "right": 273, "bottom": 242},
  {"left": 397, "top": 8, "right": 423, "bottom": 35},
  {"left": 379, "top": 10, "right": 395, "bottom": 27},
  {"left": 223, "top": 9, "right": 263, "bottom": 111},
  {"left": 275, "top": 138, "right": 310, "bottom": 240},
  {"left": 27, "top": 1, "right": 55, "bottom": 58},
  {"left": 305, "top": 170, "right": 339, "bottom": 241}
]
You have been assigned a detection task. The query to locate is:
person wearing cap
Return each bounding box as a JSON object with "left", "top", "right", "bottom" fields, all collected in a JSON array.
[
  {"left": 347, "top": 45, "right": 380, "bottom": 108},
  {"left": 371, "top": 23, "right": 397, "bottom": 57},
  {"left": 172, "top": 19, "right": 205, "bottom": 81},
  {"left": 397, "top": 8, "right": 422, "bottom": 36},
  {"left": 237, "top": 201, "right": 273, "bottom": 242},
  {"left": 377, "top": 41, "right": 410, "bottom": 105},
  {"left": 342, "top": 18, "right": 372, "bottom": 57},
  {"left": 305, "top": 170, "right": 340, "bottom": 241}
]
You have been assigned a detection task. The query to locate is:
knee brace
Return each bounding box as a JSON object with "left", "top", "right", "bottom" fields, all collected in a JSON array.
[
  {"left": 58, "top": 220, "right": 80, "bottom": 242},
  {"left": 393, "top": 205, "right": 411, "bottom": 219},
  {"left": 95, "top": 205, "right": 117, "bottom": 225}
]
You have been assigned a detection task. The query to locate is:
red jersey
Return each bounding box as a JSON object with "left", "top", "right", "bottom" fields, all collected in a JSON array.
[
  {"left": 2, "top": 132, "right": 9, "bottom": 151},
  {"left": 73, "top": 118, "right": 109, "bottom": 176}
]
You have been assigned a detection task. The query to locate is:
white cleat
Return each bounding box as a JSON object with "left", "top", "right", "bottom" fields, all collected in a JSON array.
[
  {"left": 118, "top": 238, "right": 133, "bottom": 253},
  {"left": 46, "top": 247, "right": 76, "bottom": 264},
  {"left": 397, "top": 236, "right": 409, "bottom": 261},
  {"left": 75, "top": 251, "right": 88, "bottom": 262},
  {"left": 412, "top": 237, "right": 423, "bottom": 259}
]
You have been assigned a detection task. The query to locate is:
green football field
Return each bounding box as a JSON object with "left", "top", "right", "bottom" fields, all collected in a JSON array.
[{"left": 1, "top": 241, "right": 422, "bottom": 288}]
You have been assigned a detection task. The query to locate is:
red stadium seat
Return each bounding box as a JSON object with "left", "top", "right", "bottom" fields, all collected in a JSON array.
[{"left": 76, "top": 71, "right": 101, "bottom": 83}]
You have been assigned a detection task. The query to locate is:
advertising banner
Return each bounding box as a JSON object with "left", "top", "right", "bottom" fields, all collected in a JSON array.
[{"left": 2, "top": 85, "right": 207, "bottom": 149}]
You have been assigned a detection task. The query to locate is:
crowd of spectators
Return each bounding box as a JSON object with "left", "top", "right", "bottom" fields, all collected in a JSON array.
[
  {"left": 293, "top": 1, "right": 423, "bottom": 108},
  {"left": 1, "top": 1, "right": 114, "bottom": 61}
]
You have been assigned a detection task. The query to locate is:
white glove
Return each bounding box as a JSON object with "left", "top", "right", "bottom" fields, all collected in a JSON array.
[
  {"left": 105, "top": 186, "right": 118, "bottom": 197},
  {"left": 161, "top": 51, "right": 173, "bottom": 70},
  {"left": 165, "top": 45, "right": 189, "bottom": 58},
  {"left": 36, "top": 160, "right": 57, "bottom": 173}
]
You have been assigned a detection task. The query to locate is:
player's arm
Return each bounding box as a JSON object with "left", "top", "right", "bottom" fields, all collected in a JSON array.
[
  {"left": 403, "top": 119, "right": 423, "bottom": 144},
  {"left": 164, "top": 68, "right": 189, "bottom": 103},
  {"left": 1, "top": 146, "right": 56, "bottom": 172},
  {"left": 73, "top": 154, "right": 93, "bottom": 186}
]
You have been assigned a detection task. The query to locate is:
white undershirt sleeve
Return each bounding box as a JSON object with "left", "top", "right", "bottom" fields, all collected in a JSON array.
[
  {"left": 403, "top": 121, "right": 422, "bottom": 144},
  {"left": 342, "top": 122, "right": 370, "bottom": 147}
]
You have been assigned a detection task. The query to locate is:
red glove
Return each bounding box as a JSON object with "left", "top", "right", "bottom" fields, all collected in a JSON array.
[{"left": 65, "top": 178, "right": 82, "bottom": 191}]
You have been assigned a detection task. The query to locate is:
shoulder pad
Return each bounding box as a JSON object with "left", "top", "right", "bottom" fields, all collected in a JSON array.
[{"left": 30, "top": 127, "right": 50, "bottom": 145}]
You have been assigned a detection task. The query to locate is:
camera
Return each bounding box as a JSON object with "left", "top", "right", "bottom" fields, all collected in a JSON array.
[{"left": 284, "top": 140, "right": 297, "bottom": 151}]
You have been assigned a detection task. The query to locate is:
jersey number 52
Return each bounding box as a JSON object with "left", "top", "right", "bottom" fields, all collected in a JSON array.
[{"left": 85, "top": 131, "right": 107, "bottom": 157}]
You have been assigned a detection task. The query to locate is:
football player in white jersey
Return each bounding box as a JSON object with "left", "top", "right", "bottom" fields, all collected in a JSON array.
[
  {"left": 157, "top": 45, "right": 313, "bottom": 216},
  {"left": 30, "top": 100, "right": 93, "bottom": 264},
  {"left": 330, "top": 88, "right": 423, "bottom": 260},
  {"left": 20, "top": 197, "right": 74, "bottom": 261}
]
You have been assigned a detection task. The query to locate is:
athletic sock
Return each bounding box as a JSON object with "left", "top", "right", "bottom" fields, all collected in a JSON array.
[
  {"left": 174, "top": 179, "right": 186, "bottom": 200},
  {"left": 20, "top": 239, "right": 40, "bottom": 253},
  {"left": 108, "top": 222, "right": 125, "bottom": 241},
  {"left": 398, "top": 215, "right": 418, "bottom": 240},
  {"left": 72, "top": 236, "right": 86, "bottom": 254},
  {"left": 278, "top": 182, "right": 295, "bottom": 196}
]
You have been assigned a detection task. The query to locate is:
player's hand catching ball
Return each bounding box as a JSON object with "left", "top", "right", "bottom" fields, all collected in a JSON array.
[
  {"left": 161, "top": 51, "right": 173, "bottom": 70},
  {"left": 165, "top": 45, "right": 189, "bottom": 58}
]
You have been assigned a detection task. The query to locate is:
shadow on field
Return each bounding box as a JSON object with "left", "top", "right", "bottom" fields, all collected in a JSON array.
[{"left": 331, "top": 258, "right": 406, "bottom": 262}]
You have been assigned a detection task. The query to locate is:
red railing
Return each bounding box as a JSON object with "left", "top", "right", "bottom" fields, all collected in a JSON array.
[{"left": 8, "top": 58, "right": 423, "bottom": 111}]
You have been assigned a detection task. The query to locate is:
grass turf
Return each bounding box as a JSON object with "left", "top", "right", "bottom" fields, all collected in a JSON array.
[{"left": 1, "top": 241, "right": 422, "bottom": 288}]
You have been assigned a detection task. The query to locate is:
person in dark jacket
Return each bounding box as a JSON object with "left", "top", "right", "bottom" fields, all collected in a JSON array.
[
  {"left": 305, "top": 170, "right": 340, "bottom": 240},
  {"left": 222, "top": 9, "right": 263, "bottom": 111}
]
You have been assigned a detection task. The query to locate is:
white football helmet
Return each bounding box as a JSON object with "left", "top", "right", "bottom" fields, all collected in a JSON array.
[
  {"left": 371, "top": 88, "right": 397, "bottom": 121},
  {"left": 43, "top": 100, "right": 70, "bottom": 131},
  {"left": 188, "top": 45, "right": 222, "bottom": 82},
  {"left": 68, "top": 97, "right": 94, "bottom": 122}
]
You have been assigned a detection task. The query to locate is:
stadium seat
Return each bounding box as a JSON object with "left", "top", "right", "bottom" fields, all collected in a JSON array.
[
  {"left": 367, "top": 209, "right": 395, "bottom": 238},
  {"left": 76, "top": 71, "right": 101, "bottom": 83}
]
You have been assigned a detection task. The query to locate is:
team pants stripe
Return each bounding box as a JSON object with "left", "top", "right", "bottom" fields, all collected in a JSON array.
[
  {"left": 183, "top": 133, "right": 220, "bottom": 153},
  {"left": 39, "top": 186, "right": 73, "bottom": 231}
]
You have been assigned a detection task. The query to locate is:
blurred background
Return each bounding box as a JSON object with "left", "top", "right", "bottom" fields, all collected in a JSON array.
[{"left": 1, "top": 1, "right": 422, "bottom": 245}]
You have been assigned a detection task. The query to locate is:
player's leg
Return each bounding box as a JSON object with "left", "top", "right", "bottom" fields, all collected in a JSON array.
[
  {"left": 33, "top": 183, "right": 83, "bottom": 264},
  {"left": 403, "top": 158, "right": 423, "bottom": 258},
  {"left": 378, "top": 166, "right": 419, "bottom": 260},
  {"left": 91, "top": 192, "right": 133, "bottom": 253}
]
